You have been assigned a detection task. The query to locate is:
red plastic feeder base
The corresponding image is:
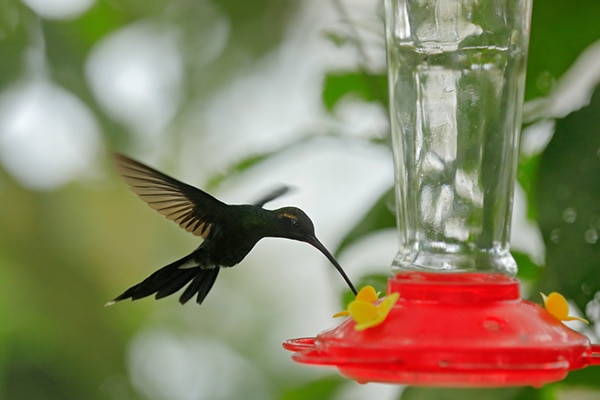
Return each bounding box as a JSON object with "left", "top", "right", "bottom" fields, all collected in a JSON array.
[{"left": 283, "top": 272, "right": 600, "bottom": 387}]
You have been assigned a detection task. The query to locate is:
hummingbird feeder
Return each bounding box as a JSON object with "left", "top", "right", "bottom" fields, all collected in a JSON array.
[{"left": 284, "top": 0, "right": 600, "bottom": 386}]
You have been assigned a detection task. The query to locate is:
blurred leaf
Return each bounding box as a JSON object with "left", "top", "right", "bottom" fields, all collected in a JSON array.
[
  {"left": 535, "top": 84, "right": 600, "bottom": 311},
  {"left": 0, "top": 3, "right": 31, "bottom": 91},
  {"left": 336, "top": 187, "right": 395, "bottom": 256},
  {"left": 513, "top": 386, "right": 554, "bottom": 400},
  {"left": 526, "top": 0, "right": 600, "bottom": 99},
  {"left": 39, "top": 6, "right": 131, "bottom": 145},
  {"left": 0, "top": 0, "right": 21, "bottom": 39},
  {"left": 0, "top": 175, "right": 138, "bottom": 399},
  {"left": 204, "top": 134, "right": 321, "bottom": 190},
  {"left": 206, "top": 133, "right": 370, "bottom": 190},
  {"left": 215, "top": 0, "right": 299, "bottom": 55},
  {"left": 42, "top": 2, "right": 129, "bottom": 87},
  {"left": 279, "top": 376, "right": 345, "bottom": 400},
  {"left": 341, "top": 273, "right": 389, "bottom": 306},
  {"left": 3, "top": 343, "right": 88, "bottom": 400},
  {"left": 400, "top": 387, "right": 548, "bottom": 400},
  {"left": 513, "top": 250, "right": 542, "bottom": 283},
  {"left": 322, "top": 71, "right": 388, "bottom": 111},
  {"left": 517, "top": 152, "right": 541, "bottom": 221},
  {"left": 561, "top": 364, "right": 600, "bottom": 388},
  {"left": 206, "top": 152, "right": 274, "bottom": 190},
  {"left": 322, "top": 30, "right": 351, "bottom": 47}
]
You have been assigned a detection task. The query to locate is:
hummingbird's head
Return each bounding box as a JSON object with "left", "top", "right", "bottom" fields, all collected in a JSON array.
[
  {"left": 272, "top": 207, "right": 316, "bottom": 241},
  {"left": 272, "top": 207, "right": 357, "bottom": 295}
]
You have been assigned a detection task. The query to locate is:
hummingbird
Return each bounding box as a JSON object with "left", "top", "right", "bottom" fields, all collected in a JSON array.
[{"left": 106, "top": 153, "right": 357, "bottom": 306}]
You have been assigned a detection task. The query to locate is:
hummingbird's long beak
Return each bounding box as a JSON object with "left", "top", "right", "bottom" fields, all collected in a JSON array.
[{"left": 307, "top": 235, "right": 358, "bottom": 295}]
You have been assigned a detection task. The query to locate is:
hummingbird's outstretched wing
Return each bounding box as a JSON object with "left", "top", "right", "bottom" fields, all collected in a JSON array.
[
  {"left": 112, "top": 153, "right": 227, "bottom": 239},
  {"left": 253, "top": 186, "right": 292, "bottom": 208}
]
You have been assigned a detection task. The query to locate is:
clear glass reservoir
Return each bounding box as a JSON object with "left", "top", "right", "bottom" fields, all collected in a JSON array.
[{"left": 385, "top": 0, "right": 533, "bottom": 275}]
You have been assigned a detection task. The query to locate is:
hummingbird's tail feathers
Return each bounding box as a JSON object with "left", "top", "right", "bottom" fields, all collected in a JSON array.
[
  {"left": 107, "top": 253, "right": 201, "bottom": 305},
  {"left": 178, "top": 267, "right": 220, "bottom": 305},
  {"left": 154, "top": 268, "right": 197, "bottom": 299}
]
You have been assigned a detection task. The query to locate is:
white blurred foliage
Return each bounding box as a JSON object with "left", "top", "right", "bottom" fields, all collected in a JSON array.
[
  {"left": 128, "top": 329, "right": 271, "bottom": 400},
  {"left": 0, "top": 79, "right": 99, "bottom": 189},
  {"left": 86, "top": 21, "right": 184, "bottom": 142},
  {"left": 178, "top": 0, "right": 385, "bottom": 182},
  {"left": 335, "top": 380, "right": 402, "bottom": 400},
  {"left": 22, "top": 0, "right": 95, "bottom": 20},
  {"left": 524, "top": 38, "right": 600, "bottom": 122},
  {"left": 510, "top": 185, "right": 545, "bottom": 265}
]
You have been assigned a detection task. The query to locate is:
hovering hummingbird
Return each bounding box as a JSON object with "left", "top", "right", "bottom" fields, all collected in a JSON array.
[{"left": 106, "top": 153, "right": 357, "bottom": 306}]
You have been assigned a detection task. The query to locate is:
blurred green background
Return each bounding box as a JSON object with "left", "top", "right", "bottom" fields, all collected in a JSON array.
[{"left": 0, "top": 0, "right": 599, "bottom": 399}]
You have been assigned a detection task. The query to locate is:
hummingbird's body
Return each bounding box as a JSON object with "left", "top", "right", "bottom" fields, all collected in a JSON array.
[{"left": 107, "top": 154, "right": 357, "bottom": 306}]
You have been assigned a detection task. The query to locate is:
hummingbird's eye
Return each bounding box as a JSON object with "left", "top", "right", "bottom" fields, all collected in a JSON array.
[
  {"left": 279, "top": 212, "right": 300, "bottom": 227},
  {"left": 285, "top": 215, "right": 299, "bottom": 227}
]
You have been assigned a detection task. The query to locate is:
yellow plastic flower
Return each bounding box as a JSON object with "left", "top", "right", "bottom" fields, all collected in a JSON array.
[
  {"left": 541, "top": 292, "right": 589, "bottom": 324},
  {"left": 334, "top": 285, "right": 399, "bottom": 331}
]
